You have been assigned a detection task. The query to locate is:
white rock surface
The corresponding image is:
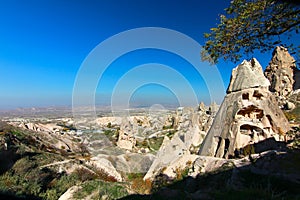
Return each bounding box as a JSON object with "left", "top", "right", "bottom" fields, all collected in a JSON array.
[
  {"left": 265, "top": 46, "right": 297, "bottom": 98},
  {"left": 87, "top": 156, "right": 123, "bottom": 182},
  {"left": 227, "top": 58, "right": 270, "bottom": 93},
  {"left": 58, "top": 185, "right": 82, "bottom": 200},
  {"left": 199, "top": 58, "right": 290, "bottom": 158}
]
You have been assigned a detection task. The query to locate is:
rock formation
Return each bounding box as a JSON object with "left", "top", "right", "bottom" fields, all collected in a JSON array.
[
  {"left": 264, "top": 46, "right": 297, "bottom": 100},
  {"left": 143, "top": 119, "right": 207, "bottom": 180},
  {"left": 199, "top": 58, "right": 290, "bottom": 158},
  {"left": 143, "top": 102, "right": 217, "bottom": 180},
  {"left": 143, "top": 133, "right": 194, "bottom": 180},
  {"left": 117, "top": 118, "right": 136, "bottom": 150}
]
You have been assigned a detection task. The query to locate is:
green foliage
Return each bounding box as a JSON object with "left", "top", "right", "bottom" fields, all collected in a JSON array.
[
  {"left": 162, "top": 125, "right": 172, "bottom": 130},
  {"left": 103, "top": 129, "right": 119, "bottom": 144},
  {"left": 10, "top": 129, "right": 24, "bottom": 139},
  {"left": 175, "top": 167, "right": 189, "bottom": 181},
  {"left": 73, "top": 167, "right": 98, "bottom": 182},
  {"left": 0, "top": 153, "right": 80, "bottom": 200},
  {"left": 72, "top": 179, "right": 128, "bottom": 199},
  {"left": 201, "top": 0, "right": 300, "bottom": 64},
  {"left": 135, "top": 139, "right": 148, "bottom": 149},
  {"left": 103, "top": 129, "right": 115, "bottom": 137},
  {"left": 126, "top": 173, "right": 152, "bottom": 194},
  {"left": 148, "top": 137, "right": 164, "bottom": 151},
  {"left": 135, "top": 136, "right": 165, "bottom": 151},
  {"left": 127, "top": 172, "right": 145, "bottom": 181},
  {"left": 284, "top": 103, "right": 300, "bottom": 122},
  {"left": 166, "top": 129, "right": 176, "bottom": 138}
]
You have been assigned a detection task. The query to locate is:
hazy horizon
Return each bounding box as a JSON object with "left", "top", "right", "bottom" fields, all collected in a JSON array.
[{"left": 1, "top": 0, "right": 297, "bottom": 110}]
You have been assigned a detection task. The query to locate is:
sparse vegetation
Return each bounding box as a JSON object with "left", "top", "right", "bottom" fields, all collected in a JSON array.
[
  {"left": 148, "top": 137, "right": 164, "bottom": 151},
  {"left": 166, "top": 129, "right": 176, "bottom": 138},
  {"left": 103, "top": 128, "right": 119, "bottom": 144},
  {"left": 201, "top": 0, "right": 300, "bottom": 64},
  {"left": 72, "top": 179, "right": 128, "bottom": 200},
  {"left": 175, "top": 167, "right": 189, "bottom": 181},
  {"left": 130, "top": 177, "right": 152, "bottom": 195},
  {"left": 284, "top": 104, "right": 300, "bottom": 123},
  {"left": 0, "top": 154, "right": 80, "bottom": 200},
  {"left": 126, "top": 173, "right": 152, "bottom": 194},
  {"left": 135, "top": 136, "right": 165, "bottom": 152}
]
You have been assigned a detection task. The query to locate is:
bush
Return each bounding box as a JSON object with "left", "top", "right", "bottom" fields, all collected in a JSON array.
[
  {"left": 130, "top": 177, "right": 152, "bottom": 194},
  {"left": 148, "top": 137, "right": 164, "bottom": 151},
  {"left": 73, "top": 180, "right": 128, "bottom": 199},
  {"left": 93, "top": 167, "right": 118, "bottom": 182},
  {"left": 73, "top": 167, "right": 98, "bottom": 182}
]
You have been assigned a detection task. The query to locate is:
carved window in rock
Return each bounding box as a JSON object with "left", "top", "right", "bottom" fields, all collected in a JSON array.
[
  {"left": 240, "top": 124, "right": 264, "bottom": 137},
  {"left": 242, "top": 93, "right": 249, "bottom": 100},
  {"left": 253, "top": 90, "right": 264, "bottom": 100},
  {"left": 239, "top": 124, "right": 266, "bottom": 148},
  {"left": 236, "top": 105, "right": 264, "bottom": 120},
  {"left": 266, "top": 115, "right": 275, "bottom": 132}
]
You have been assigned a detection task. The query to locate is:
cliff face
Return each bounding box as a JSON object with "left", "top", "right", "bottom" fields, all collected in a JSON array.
[
  {"left": 199, "top": 58, "right": 290, "bottom": 158},
  {"left": 264, "top": 46, "right": 297, "bottom": 99}
]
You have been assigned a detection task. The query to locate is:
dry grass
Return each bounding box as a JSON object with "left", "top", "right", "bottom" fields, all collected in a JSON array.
[{"left": 130, "top": 177, "right": 152, "bottom": 194}]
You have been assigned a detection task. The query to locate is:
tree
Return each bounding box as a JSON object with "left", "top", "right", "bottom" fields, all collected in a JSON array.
[{"left": 201, "top": 0, "right": 300, "bottom": 64}]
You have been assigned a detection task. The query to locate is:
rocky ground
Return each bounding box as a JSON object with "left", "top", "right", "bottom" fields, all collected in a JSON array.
[
  {"left": 0, "top": 46, "right": 300, "bottom": 199},
  {"left": 0, "top": 103, "right": 216, "bottom": 200},
  {"left": 0, "top": 108, "right": 300, "bottom": 199}
]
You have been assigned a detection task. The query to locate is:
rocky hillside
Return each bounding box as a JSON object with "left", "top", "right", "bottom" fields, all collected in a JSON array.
[{"left": 0, "top": 46, "right": 300, "bottom": 199}]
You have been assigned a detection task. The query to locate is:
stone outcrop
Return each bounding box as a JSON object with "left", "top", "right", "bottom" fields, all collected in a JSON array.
[
  {"left": 264, "top": 46, "right": 297, "bottom": 99},
  {"left": 143, "top": 133, "right": 192, "bottom": 180},
  {"left": 86, "top": 156, "right": 123, "bottom": 182},
  {"left": 199, "top": 58, "right": 290, "bottom": 158},
  {"left": 175, "top": 104, "right": 217, "bottom": 133},
  {"left": 117, "top": 118, "right": 136, "bottom": 150},
  {"left": 227, "top": 59, "right": 270, "bottom": 93},
  {"left": 143, "top": 125, "right": 206, "bottom": 180},
  {"left": 58, "top": 185, "right": 82, "bottom": 200},
  {"left": 143, "top": 103, "right": 217, "bottom": 180},
  {"left": 18, "top": 122, "right": 62, "bottom": 133}
]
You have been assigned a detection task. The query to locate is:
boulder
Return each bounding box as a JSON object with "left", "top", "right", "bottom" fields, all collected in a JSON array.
[
  {"left": 143, "top": 133, "right": 189, "bottom": 180},
  {"left": 160, "top": 154, "right": 199, "bottom": 179},
  {"left": 58, "top": 185, "right": 82, "bottom": 200},
  {"left": 143, "top": 122, "right": 207, "bottom": 180},
  {"left": 117, "top": 118, "right": 136, "bottom": 150},
  {"left": 87, "top": 156, "right": 123, "bottom": 182},
  {"left": 193, "top": 156, "right": 231, "bottom": 174},
  {"left": 114, "top": 153, "right": 155, "bottom": 173}
]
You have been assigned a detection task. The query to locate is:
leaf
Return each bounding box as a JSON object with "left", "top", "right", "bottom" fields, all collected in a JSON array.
[{"left": 200, "top": 0, "right": 300, "bottom": 65}]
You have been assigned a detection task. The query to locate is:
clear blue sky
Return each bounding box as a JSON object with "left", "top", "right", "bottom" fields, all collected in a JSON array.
[{"left": 0, "top": 0, "right": 280, "bottom": 109}]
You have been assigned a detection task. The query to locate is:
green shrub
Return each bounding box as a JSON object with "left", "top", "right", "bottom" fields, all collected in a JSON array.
[
  {"left": 73, "top": 167, "right": 98, "bottom": 182},
  {"left": 73, "top": 180, "right": 128, "bottom": 199},
  {"left": 126, "top": 172, "right": 145, "bottom": 181},
  {"left": 148, "top": 137, "right": 164, "bottom": 151}
]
